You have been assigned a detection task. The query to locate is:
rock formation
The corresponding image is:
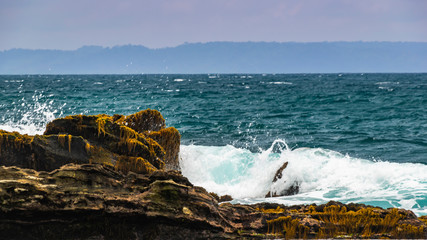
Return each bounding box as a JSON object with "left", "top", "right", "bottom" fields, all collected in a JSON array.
[
  {"left": 266, "top": 161, "right": 300, "bottom": 197},
  {"left": 0, "top": 109, "right": 181, "bottom": 174},
  {"left": 0, "top": 163, "right": 425, "bottom": 239},
  {"left": 0, "top": 110, "right": 425, "bottom": 239}
]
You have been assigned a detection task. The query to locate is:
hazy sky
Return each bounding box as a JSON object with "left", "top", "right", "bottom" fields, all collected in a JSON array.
[{"left": 1, "top": 0, "right": 426, "bottom": 50}]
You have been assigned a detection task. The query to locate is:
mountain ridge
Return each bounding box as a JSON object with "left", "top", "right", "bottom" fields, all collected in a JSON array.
[{"left": 1, "top": 41, "right": 427, "bottom": 74}]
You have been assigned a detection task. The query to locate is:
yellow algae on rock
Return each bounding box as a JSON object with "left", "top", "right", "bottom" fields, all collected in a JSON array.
[
  {"left": 147, "top": 127, "right": 180, "bottom": 170},
  {"left": 267, "top": 216, "right": 309, "bottom": 239},
  {"left": 40, "top": 109, "right": 180, "bottom": 174},
  {"left": 115, "top": 156, "right": 157, "bottom": 174},
  {"left": 122, "top": 109, "right": 166, "bottom": 132}
]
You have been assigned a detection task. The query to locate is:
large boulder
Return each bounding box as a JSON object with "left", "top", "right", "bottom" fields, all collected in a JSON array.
[
  {"left": 43, "top": 113, "right": 165, "bottom": 168},
  {"left": 0, "top": 109, "right": 181, "bottom": 174},
  {"left": 44, "top": 109, "right": 180, "bottom": 170}
]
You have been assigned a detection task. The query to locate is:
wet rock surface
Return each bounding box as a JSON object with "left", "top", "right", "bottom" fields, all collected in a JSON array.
[{"left": 0, "top": 110, "right": 426, "bottom": 239}]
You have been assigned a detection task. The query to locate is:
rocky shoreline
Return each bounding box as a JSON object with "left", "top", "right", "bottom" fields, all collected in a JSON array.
[{"left": 0, "top": 110, "right": 426, "bottom": 239}]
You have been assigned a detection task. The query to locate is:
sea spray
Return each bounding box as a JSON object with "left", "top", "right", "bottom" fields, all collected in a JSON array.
[
  {"left": 179, "top": 140, "right": 427, "bottom": 216},
  {"left": 0, "top": 92, "right": 63, "bottom": 135}
]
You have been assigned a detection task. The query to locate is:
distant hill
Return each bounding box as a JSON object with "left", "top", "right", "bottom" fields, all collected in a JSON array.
[{"left": 1, "top": 42, "right": 426, "bottom": 74}]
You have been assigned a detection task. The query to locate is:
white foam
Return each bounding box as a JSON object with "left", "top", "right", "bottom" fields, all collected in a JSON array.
[
  {"left": 375, "top": 82, "right": 399, "bottom": 85},
  {"left": 268, "top": 82, "right": 293, "bottom": 85},
  {"left": 180, "top": 140, "right": 289, "bottom": 198},
  {"left": 179, "top": 140, "right": 427, "bottom": 216}
]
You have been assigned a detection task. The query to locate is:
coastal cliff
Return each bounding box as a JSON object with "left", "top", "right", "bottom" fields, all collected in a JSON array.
[{"left": 0, "top": 110, "right": 426, "bottom": 239}]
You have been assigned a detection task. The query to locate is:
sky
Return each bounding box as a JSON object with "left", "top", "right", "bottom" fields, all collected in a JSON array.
[{"left": 1, "top": 0, "right": 426, "bottom": 50}]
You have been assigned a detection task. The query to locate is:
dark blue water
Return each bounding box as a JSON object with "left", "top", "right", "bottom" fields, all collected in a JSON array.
[{"left": 1, "top": 74, "right": 426, "bottom": 164}]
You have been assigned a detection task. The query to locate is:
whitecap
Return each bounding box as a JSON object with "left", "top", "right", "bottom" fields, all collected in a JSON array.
[
  {"left": 268, "top": 82, "right": 293, "bottom": 85},
  {"left": 375, "top": 82, "right": 399, "bottom": 85}
]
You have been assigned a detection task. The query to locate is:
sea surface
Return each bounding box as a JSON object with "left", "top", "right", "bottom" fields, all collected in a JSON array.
[{"left": 0, "top": 74, "right": 426, "bottom": 216}]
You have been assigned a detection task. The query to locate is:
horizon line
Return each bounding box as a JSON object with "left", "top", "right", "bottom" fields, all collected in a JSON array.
[
  {"left": 2, "top": 40, "right": 427, "bottom": 52},
  {"left": 2, "top": 72, "right": 427, "bottom": 76}
]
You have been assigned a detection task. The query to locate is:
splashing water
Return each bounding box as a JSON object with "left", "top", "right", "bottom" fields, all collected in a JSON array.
[
  {"left": 180, "top": 140, "right": 427, "bottom": 216},
  {"left": 0, "top": 92, "right": 64, "bottom": 135}
]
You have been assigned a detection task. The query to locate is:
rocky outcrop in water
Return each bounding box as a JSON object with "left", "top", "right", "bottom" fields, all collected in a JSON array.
[
  {"left": 266, "top": 161, "right": 300, "bottom": 197},
  {"left": 0, "top": 109, "right": 180, "bottom": 174},
  {"left": 0, "top": 110, "right": 426, "bottom": 239}
]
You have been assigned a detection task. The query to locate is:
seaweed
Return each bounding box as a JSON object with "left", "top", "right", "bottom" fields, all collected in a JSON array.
[
  {"left": 267, "top": 216, "right": 309, "bottom": 239},
  {"left": 115, "top": 156, "right": 156, "bottom": 174}
]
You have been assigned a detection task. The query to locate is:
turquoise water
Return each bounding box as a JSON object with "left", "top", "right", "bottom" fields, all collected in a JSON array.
[{"left": 0, "top": 74, "right": 426, "bottom": 215}]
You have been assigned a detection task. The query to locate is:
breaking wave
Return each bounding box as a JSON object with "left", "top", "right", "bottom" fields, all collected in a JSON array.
[{"left": 180, "top": 140, "right": 427, "bottom": 216}]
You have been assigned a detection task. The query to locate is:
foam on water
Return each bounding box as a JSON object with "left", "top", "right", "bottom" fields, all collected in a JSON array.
[
  {"left": 180, "top": 140, "right": 427, "bottom": 216},
  {"left": 268, "top": 81, "right": 293, "bottom": 85}
]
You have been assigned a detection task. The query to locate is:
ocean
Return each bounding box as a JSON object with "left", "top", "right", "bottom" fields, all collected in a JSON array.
[{"left": 0, "top": 73, "right": 426, "bottom": 216}]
